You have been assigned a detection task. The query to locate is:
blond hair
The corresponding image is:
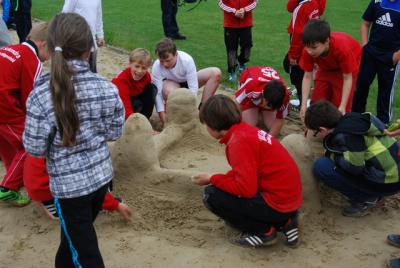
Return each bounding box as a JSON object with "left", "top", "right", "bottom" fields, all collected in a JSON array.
[
  {"left": 27, "top": 22, "right": 49, "bottom": 42},
  {"left": 129, "top": 48, "right": 151, "bottom": 67}
]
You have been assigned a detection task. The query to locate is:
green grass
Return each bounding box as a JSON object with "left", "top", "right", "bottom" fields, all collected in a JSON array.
[{"left": 32, "top": 0, "right": 399, "bottom": 120}]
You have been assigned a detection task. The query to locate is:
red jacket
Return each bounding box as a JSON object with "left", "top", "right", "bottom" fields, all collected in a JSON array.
[
  {"left": 0, "top": 41, "right": 42, "bottom": 124},
  {"left": 219, "top": 0, "right": 257, "bottom": 28},
  {"left": 111, "top": 67, "right": 152, "bottom": 120},
  {"left": 287, "top": 0, "right": 325, "bottom": 61},
  {"left": 210, "top": 122, "right": 303, "bottom": 212}
]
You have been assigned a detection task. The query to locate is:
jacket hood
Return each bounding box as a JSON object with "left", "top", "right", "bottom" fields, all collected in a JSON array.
[{"left": 332, "top": 113, "right": 385, "bottom": 136}]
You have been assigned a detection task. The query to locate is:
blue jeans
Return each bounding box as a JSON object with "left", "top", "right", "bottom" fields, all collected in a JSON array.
[{"left": 312, "top": 157, "right": 377, "bottom": 203}]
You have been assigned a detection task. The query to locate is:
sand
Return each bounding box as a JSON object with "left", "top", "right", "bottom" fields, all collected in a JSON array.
[{"left": 1, "top": 27, "right": 400, "bottom": 268}]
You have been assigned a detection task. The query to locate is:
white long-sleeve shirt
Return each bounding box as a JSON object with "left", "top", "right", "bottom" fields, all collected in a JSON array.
[
  {"left": 152, "top": 51, "right": 198, "bottom": 112},
  {"left": 62, "top": 0, "right": 104, "bottom": 44}
]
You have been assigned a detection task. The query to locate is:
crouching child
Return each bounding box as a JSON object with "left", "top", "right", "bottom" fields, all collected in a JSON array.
[{"left": 192, "top": 94, "right": 303, "bottom": 247}]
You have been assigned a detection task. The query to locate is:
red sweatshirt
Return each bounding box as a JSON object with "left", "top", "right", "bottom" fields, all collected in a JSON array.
[
  {"left": 210, "top": 122, "right": 303, "bottom": 212},
  {"left": 287, "top": 0, "right": 325, "bottom": 61},
  {"left": 0, "top": 41, "right": 42, "bottom": 124},
  {"left": 219, "top": 0, "right": 257, "bottom": 28},
  {"left": 111, "top": 67, "right": 151, "bottom": 120}
]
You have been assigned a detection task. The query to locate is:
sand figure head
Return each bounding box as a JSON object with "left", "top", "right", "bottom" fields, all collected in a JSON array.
[
  {"left": 281, "top": 133, "right": 321, "bottom": 215},
  {"left": 166, "top": 88, "right": 198, "bottom": 127},
  {"left": 111, "top": 113, "right": 159, "bottom": 173}
]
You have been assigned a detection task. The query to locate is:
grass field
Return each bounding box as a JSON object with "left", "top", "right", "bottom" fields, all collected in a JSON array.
[{"left": 31, "top": 0, "right": 399, "bottom": 120}]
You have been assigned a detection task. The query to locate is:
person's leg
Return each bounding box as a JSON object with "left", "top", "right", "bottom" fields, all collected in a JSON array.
[
  {"left": 261, "top": 110, "right": 277, "bottom": 130},
  {"left": 0, "top": 123, "right": 26, "bottom": 191},
  {"left": 224, "top": 28, "right": 239, "bottom": 74},
  {"left": 376, "top": 61, "right": 399, "bottom": 124},
  {"left": 55, "top": 184, "right": 108, "bottom": 268},
  {"left": 161, "top": 0, "right": 179, "bottom": 37},
  {"left": 162, "top": 79, "right": 181, "bottom": 102},
  {"left": 15, "top": 0, "right": 31, "bottom": 43},
  {"left": 290, "top": 65, "right": 305, "bottom": 103},
  {"left": 241, "top": 107, "right": 259, "bottom": 126},
  {"left": 237, "top": 27, "right": 252, "bottom": 69},
  {"left": 131, "top": 83, "right": 157, "bottom": 119},
  {"left": 203, "top": 185, "right": 293, "bottom": 234},
  {"left": 313, "top": 156, "right": 378, "bottom": 202},
  {"left": 352, "top": 48, "right": 377, "bottom": 114},
  {"left": 89, "top": 50, "right": 98, "bottom": 73},
  {"left": 197, "top": 67, "right": 221, "bottom": 105}
]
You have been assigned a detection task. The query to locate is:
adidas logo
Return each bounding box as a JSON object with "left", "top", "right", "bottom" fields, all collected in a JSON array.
[{"left": 376, "top": 13, "right": 394, "bottom": 27}]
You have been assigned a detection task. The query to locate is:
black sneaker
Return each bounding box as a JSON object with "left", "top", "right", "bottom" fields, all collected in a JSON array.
[
  {"left": 282, "top": 213, "right": 301, "bottom": 248},
  {"left": 168, "top": 33, "right": 186, "bottom": 40},
  {"left": 342, "top": 197, "right": 384, "bottom": 217},
  {"left": 234, "top": 227, "right": 278, "bottom": 247}
]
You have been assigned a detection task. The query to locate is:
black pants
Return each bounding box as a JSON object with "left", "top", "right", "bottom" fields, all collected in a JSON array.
[
  {"left": 55, "top": 183, "right": 108, "bottom": 268},
  {"left": 224, "top": 27, "right": 252, "bottom": 73},
  {"left": 131, "top": 83, "right": 157, "bottom": 119},
  {"left": 88, "top": 50, "right": 97, "bottom": 73},
  {"left": 15, "top": 0, "right": 31, "bottom": 43},
  {"left": 161, "top": 0, "right": 179, "bottom": 37},
  {"left": 203, "top": 185, "right": 297, "bottom": 234},
  {"left": 283, "top": 53, "right": 304, "bottom": 103},
  {"left": 352, "top": 45, "right": 399, "bottom": 124}
]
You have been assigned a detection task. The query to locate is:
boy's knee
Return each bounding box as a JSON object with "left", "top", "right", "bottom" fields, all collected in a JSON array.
[
  {"left": 212, "top": 68, "right": 222, "bottom": 83},
  {"left": 312, "top": 156, "right": 334, "bottom": 181},
  {"left": 203, "top": 185, "right": 217, "bottom": 209}
]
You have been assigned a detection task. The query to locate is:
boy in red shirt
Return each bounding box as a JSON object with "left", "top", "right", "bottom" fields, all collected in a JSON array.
[
  {"left": 112, "top": 48, "right": 156, "bottom": 120},
  {"left": 235, "top": 66, "right": 289, "bottom": 136},
  {"left": 299, "top": 19, "right": 362, "bottom": 121},
  {"left": 0, "top": 23, "right": 49, "bottom": 206},
  {"left": 284, "top": 0, "right": 325, "bottom": 104},
  {"left": 219, "top": 0, "right": 258, "bottom": 82},
  {"left": 193, "top": 94, "right": 303, "bottom": 247}
]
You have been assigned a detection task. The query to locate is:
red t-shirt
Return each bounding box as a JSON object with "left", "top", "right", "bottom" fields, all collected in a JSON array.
[
  {"left": 210, "top": 122, "right": 303, "bottom": 212},
  {"left": 235, "top": 66, "right": 289, "bottom": 119},
  {"left": 111, "top": 67, "right": 151, "bottom": 120},
  {"left": 0, "top": 42, "right": 42, "bottom": 124},
  {"left": 299, "top": 32, "right": 362, "bottom": 78}
]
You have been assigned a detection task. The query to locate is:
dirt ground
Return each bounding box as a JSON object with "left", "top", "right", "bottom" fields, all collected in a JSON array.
[{"left": 1, "top": 27, "right": 400, "bottom": 268}]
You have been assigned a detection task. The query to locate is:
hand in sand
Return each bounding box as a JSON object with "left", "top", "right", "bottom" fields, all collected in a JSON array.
[
  {"left": 192, "top": 173, "right": 211, "bottom": 186},
  {"left": 116, "top": 202, "right": 132, "bottom": 222}
]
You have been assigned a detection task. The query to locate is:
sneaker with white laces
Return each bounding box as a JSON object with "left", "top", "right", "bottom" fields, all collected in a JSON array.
[{"left": 234, "top": 227, "right": 278, "bottom": 247}]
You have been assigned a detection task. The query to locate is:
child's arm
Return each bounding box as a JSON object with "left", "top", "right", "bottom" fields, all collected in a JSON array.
[
  {"left": 185, "top": 57, "right": 199, "bottom": 97},
  {"left": 300, "top": 71, "right": 313, "bottom": 122},
  {"left": 339, "top": 73, "right": 352, "bottom": 114},
  {"left": 243, "top": 0, "right": 257, "bottom": 12},
  {"left": 112, "top": 78, "right": 134, "bottom": 120},
  {"left": 96, "top": 0, "right": 105, "bottom": 47},
  {"left": 151, "top": 62, "right": 166, "bottom": 125},
  {"left": 268, "top": 118, "right": 284, "bottom": 137},
  {"left": 218, "top": 0, "right": 236, "bottom": 13},
  {"left": 61, "top": 0, "right": 77, "bottom": 13},
  {"left": 102, "top": 193, "right": 132, "bottom": 222},
  {"left": 360, "top": 19, "right": 371, "bottom": 47}
]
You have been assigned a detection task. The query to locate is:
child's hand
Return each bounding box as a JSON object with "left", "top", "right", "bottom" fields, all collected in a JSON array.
[
  {"left": 116, "top": 203, "right": 132, "bottom": 222},
  {"left": 97, "top": 38, "right": 105, "bottom": 47},
  {"left": 191, "top": 173, "right": 211, "bottom": 186}
]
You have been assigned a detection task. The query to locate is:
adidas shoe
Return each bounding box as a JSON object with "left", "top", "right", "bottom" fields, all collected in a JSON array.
[
  {"left": 282, "top": 213, "right": 301, "bottom": 248},
  {"left": 228, "top": 72, "right": 237, "bottom": 83},
  {"left": 388, "top": 234, "right": 400, "bottom": 248},
  {"left": 41, "top": 200, "right": 59, "bottom": 220},
  {"left": 342, "top": 197, "right": 384, "bottom": 217},
  {"left": 387, "top": 258, "right": 400, "bottom": 268},
  {"left": 234, "top": 227, "right": 278, "bottom": 247},
  {"left": 237, "top": 61, "right": 246, "bottom": 73},
  {"left": 0, "top": 187, "right": 31, "bottom": 207}
]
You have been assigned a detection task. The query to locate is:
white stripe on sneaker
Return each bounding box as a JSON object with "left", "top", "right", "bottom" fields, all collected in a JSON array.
[
  {"left": 286, "top": 228, "right": 298, "bottom": 236},
  {"left": 245, "top": 237, "right": 256, "bottom": 247},
  {"left": 288, "top": 235, "right": 298, "bottom": 242}
]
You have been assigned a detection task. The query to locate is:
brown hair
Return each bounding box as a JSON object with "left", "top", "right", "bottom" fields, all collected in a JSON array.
[
  {"left": 304, "top": 100, "right": 342, "bottom": 130},
  {"left": 27, "top": 22, "right": 48, "bottom": 42},
  {"left": 155, "top": 38, "right": 177, "bottom": 59},
  {"left": 47, "top": 13, "right": 94, "bottom": 146},
  {"left": 129, "top": 48, "right": 151, "bottom": 67},
  {"left": 301, "top": 19, "right": 331, "bottom": 47},
  {"left": 199, "top": 94, "right": 241, "bottom": 131}
]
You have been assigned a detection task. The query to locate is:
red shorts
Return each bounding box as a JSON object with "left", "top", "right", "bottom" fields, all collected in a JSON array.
[{"left": 311, "top": 71, "right": 358, "bottom": 112}]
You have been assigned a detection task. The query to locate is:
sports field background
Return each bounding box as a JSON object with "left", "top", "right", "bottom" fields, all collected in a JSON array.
[{"left": 32, "top": 0, "right": 399, "bottom": 120}]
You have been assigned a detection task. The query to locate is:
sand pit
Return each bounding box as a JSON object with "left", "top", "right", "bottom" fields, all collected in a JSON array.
[{"left": 1, "top": 28, "right": 400, "bottom": 268}]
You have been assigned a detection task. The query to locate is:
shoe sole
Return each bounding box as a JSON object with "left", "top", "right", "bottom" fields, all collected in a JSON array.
[{"left": 230, "top": 235, "right": 279, "bottom": 248}]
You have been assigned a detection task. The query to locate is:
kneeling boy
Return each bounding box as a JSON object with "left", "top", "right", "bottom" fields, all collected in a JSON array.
[
  {"left": 192, "top": 95, "right": 302, "bottom": 247},
  {"left": 235, "top": 66, "right": 289, "bottom": 137}
]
